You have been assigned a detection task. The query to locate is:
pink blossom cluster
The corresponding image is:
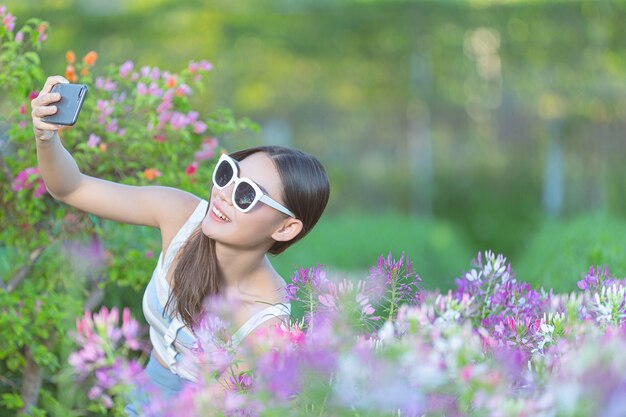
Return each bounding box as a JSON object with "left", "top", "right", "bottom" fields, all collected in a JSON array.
[
  {"left": 11, "top": 167, "right": 47, "bottom": 198},
  {"left": 69, "top": 306, "right": 146, "bottom": 409},
  {"left": 1, "top": 5, "right": 47, "bottom": 42}
]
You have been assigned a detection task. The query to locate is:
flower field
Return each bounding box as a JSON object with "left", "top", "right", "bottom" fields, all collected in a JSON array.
[{"left": 70, "top": 251, "right": 626, "bottom": 416}]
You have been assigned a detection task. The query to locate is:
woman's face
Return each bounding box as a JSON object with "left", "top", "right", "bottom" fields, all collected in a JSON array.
[{"left": 201, "top": 152, "right": 289, "bottom": 250}]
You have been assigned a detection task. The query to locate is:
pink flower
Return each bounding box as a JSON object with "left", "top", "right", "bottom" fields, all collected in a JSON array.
[
  {"left": 0, "top": 6, "right": 6, "bottom": 16},
  {"left": 185, "top": 162, "right": 198, "bottom": 177},
  {"left": 194, "top": 137, "right": 218, "bottom": 161},
  {"left": 29, "top": 91, "right": 39, "bottom": 100},
  {"left": 176, "top": 84, "right": 192, "bottom": 96},
  {"left": 148, "top": 82, "right": 162, "bottom": 97},
  {"left": 119, "top": 60, "right": 134, "bottom": 78},
  {"left": 193, "top": 121, "right": 207, "bottom": 134},
  {"left": 188, "top": 61, "right": 199, "bottom": 74},
  {"left": 12, "top": 167, "right": 47, "bottom": 199},
  {"left": 150, "top": 67, "right": 161, "bottom": 81},
  {"left": 15, "top": 30, "right": 23, "bottom": 43},
  {"left": 105, "top": 119, "right": 118, "bottom": 133},
  {"left": 145, "top": 250, "right": 154, "bottom": 258},
  {"left": 95, "top": 77, "right": 117, "bottom": 91},
  {"left": 156, "top": 96, "right": 173, "bottom": 114},
  {"left": 187, "top": 111, "right": 199, "bottom": 123},
  {"left": 121, "top": 308, "right": 142, "bottom": 350},
  {"left": 169, "top": 112, "right": 189, "bottom": 130},
  {"left": 18, "top": 121, "right": 27, "bottom": 129},
  {"left": 3, "top": 12, "right": 15, "bottom": 32},
  {"left": 198, "top": 60, "right": 213, "bottom": 71},
  {"left": 19, "top": 104, "right": 26, "bottom": 114},
  {"left": 37, "top": 23, "right": 48, "bottom": 42},
  {"left": 88, "top": 134, "right": 101, "bottom": 148},
  {"left": 136, "top": 82, "right": 147, "bottom": 96}
]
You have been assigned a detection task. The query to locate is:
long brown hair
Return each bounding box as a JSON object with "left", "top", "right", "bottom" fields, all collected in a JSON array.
[{"left": 164, "top": 146, "right": 330, "bottom": 328}]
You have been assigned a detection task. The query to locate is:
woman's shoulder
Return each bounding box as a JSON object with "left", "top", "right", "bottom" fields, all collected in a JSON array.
[{"left": 160, "top": 195, "right": 208, "bottom": 258}]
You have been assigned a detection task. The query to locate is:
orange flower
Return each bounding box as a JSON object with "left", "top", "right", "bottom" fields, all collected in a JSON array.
[
  {"left": 98, "top": 143, "right": 108, "bottom": 152},
  {"left": 65, "top": 65, "right": 77, "bottom": 82},
  {"left": 83, "top": 51, "right": 98, "bottom": 66},
  {"left": 143, "top": 168, "right": 161, "bottom": 181},
  {"left": 166, "top": 76, "right": 177, "bottom": 88},
  {"left": 66, "top": 50, "right": 76, "bottom": 64},
  {"left": 81, "top": 68, "right": 89, "bottom": 76}
]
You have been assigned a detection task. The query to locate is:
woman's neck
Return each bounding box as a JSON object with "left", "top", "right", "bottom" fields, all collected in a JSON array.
[{"left": 214, "top": 242, "right": 270, "bottom": 288}]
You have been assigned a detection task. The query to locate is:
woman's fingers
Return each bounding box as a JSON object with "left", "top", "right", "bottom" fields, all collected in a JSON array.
[
  {"left": 41, "top": 75, "right": 69, "bottom": 95},
  {"left": 32, "top": 118, "right": 61, "bottom": 132},
  {"left": 32, "top": 92, "right": 61, "bottom": 107},
  {"left": 31, "top": 75, "right": 69, "bottom": 107},
  {"left": 32, "top": 105, "right": 57, "bottom": 118}
]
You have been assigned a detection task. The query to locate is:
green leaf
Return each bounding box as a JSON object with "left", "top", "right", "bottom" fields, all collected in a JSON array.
[{"left": 0, "top": 393, "right": 24, "bottom": 410}]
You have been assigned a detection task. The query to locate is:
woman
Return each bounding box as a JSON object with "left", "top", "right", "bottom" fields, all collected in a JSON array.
[{"left": 31, "top": 76, "right": 330, "bottom": 414}]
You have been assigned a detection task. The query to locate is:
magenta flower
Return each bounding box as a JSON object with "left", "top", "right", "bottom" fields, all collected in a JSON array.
[{"left": 12, "top": 167, "right": 47, "bottom": 199}]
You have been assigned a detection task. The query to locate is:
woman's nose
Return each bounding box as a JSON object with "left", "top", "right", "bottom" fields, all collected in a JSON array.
[{"left": 217, "top": 184, "right": 234, "bottom": 206}]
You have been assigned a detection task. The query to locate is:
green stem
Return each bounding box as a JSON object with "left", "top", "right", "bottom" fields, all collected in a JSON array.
[
  {"left": 308, "top": 283, "right": 314, "bottom": 332},
  {"left": 388, "top": 271, "right": 397, "bottom": 322}
]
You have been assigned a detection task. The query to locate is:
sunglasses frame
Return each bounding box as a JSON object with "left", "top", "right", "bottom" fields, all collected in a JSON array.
[{"left": 211, "top": 154, "right": 296, "bottom": 218}]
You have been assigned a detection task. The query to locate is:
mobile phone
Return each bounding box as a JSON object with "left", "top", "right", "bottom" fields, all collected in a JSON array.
[{"left": 42, "top": 83, "right": 88, "bottom": 126}]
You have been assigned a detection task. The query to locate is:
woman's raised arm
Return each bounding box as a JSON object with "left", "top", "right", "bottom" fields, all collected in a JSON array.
[{"left": 32, "top": 76, "right": 201, "bottom": 229}]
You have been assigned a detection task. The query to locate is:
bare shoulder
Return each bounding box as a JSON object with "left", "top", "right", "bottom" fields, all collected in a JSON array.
[{"left": 158, "top": 190, "right": 206, "bottom": 253}]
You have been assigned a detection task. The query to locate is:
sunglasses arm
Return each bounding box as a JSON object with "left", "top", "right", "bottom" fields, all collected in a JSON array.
[{"left": 259, "top": 195, "right": 296, "bottom": 218}]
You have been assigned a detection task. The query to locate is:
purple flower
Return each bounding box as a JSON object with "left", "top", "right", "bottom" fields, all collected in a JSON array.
[
  {"left": 119, "top": 60, "right": 134, "bottom": 78},
  {"left": 148, "top": 82, "right": 162, "bottom": 97},
  {"left": 193, "top": 121, "right": 207, "bottom": 134},
  {"left": 87, "top": 133, "right": 101, "bottom": 148},
  {"left": 15, "top": 30, "right": 23, "bottom": 42},
  {"left": 169, "top": 112, "right": 189, "bottom": 129}
]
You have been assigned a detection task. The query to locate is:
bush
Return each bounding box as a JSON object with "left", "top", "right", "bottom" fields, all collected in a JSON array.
[
  {"left": 0, "top": 4, "right": 252, "bottom": 415},
  {"left": 270, "top": 211, "right": 474, "bottom": 291},
  {"left": 514, "top": 212, "right": 626, "bottom": 292}
]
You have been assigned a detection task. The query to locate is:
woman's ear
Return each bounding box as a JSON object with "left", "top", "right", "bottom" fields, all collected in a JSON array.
[{"left": 271, "top": 218, "right": 303, "bottom": 242}]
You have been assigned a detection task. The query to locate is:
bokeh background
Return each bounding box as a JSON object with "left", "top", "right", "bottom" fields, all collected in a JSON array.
[{"left": 5, "top": 0, "right": 626, "bottom": 293}]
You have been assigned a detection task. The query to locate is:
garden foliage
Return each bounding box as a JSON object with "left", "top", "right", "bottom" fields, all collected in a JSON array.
[{"left": 0, "top": 5, "right": 252, "bottom": 415}]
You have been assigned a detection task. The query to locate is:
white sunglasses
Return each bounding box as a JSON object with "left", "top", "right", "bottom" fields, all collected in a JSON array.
[{"left": 212, "top": 154, "right": 296, "bottom": 218}]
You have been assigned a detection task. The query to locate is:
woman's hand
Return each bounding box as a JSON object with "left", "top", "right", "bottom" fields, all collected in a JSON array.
[{"left": 30, "top": 75, "right": 69, "bottom": 142}]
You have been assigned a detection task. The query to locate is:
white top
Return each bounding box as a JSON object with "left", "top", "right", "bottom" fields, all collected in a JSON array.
[{"left": 141, "top": 199, "right": 291, "bottom": 381}]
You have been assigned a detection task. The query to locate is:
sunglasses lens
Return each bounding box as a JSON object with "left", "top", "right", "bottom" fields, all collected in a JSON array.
[
  {"left": 214, "top": 160, "right": 234, "bottom": 187},
  {"left": 234, "top": 182, "right": 257, "bottom": 210}
]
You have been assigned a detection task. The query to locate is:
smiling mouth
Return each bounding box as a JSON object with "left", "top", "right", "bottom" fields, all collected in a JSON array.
[{"left": 212, "top": 205, "right": 231, "bottom": 222}]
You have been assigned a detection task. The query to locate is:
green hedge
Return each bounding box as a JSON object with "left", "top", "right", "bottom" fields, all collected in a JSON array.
[{"left": 514, "top": 212, "right": 626, "bottom": 292}]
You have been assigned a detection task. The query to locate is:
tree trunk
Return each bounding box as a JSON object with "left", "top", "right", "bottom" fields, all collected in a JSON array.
[{"left": 542, "top": 120, "right": 564, "bottom": 216}]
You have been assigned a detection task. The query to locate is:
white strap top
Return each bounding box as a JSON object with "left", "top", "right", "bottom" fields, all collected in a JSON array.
[{"left": 142, "top": 199, "right": 291, "bottom": 382}]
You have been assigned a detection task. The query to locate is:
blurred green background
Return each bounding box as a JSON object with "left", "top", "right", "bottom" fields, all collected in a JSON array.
[{"left": 5, "top": 0, "right": 626, "bottom": 292}]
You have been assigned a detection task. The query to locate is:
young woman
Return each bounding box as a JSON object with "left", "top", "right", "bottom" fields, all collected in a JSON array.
[{"left": 31, "top": 76, "right": 330, "bottom": 414}]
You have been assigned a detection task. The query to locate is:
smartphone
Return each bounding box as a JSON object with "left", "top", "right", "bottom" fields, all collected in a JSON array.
[{"left": 42, "top": 83, "right": 88, "bottom": 126}]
